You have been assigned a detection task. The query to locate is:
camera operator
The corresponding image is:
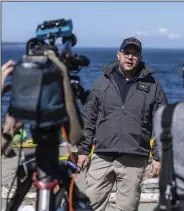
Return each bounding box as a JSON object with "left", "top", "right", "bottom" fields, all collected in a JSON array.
[
  {"left": 182, "top": 64, "right": 184, "bottom": 87},
  {"left": 153, "top": 102, "right": 184, "bottom": 211},
  {"left": 1, "top": 60, "right": 23, "bottom": 156}
]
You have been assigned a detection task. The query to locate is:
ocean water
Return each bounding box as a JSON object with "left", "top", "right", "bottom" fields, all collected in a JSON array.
[{"left": 2, "top": 43, "right": 184, "bottom": 104}]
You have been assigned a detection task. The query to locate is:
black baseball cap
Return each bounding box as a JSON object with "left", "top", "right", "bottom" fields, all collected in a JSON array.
[{"left": 119, "top": 37, "right": 142, "bottom": 52}]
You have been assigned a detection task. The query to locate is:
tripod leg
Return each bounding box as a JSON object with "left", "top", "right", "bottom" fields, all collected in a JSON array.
[
  {"left": 5, "top": 173, "right": 33, "bottom": 211},
  {"left": 32, "top": 127, "right": 60, "bottom": 211}
]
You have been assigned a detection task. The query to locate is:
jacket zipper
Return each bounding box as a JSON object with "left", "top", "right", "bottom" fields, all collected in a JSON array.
[
  {"left": 110, "top": 76, "right": 126, "bottom": 154},
  {"left": 109, "top": 75, "right": 143, "bottom": 152},
  {"left": 102, "top": 80, "right": 111, "bottom": 119}
]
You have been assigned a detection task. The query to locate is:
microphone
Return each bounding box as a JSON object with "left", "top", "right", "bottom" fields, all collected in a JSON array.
[{"left": 67, "top": 152, "right": 81, "bottom": 173}]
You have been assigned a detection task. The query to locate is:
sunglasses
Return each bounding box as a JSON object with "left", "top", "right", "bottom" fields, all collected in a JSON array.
[{"left": 120, "top": 50, "right": 140, "bottom": 59}]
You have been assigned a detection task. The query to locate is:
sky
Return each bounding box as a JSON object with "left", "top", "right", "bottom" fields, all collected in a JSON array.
[{"left": 2, "top": 2, "right": 184, "bottom": 48}]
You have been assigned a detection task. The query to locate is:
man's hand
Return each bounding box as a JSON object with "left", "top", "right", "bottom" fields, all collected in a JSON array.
[
  {"left": 44, "top": 50, "right": 67, "bottom": 77},
  {"left": 2, "top": 113, "right": 23, "bottom": 155},
  {"left": 1, "top": 60, "right": 16, "bottom": 92},
  {"left": 151, "top": 160, "right": 161, "bottom": 177},
  {"left": 44, "top": 50, "right": 57, "bottom": 60},
  {"left": 77, "top": 155, "right": 89, "bottom": 169},
  {"left": 3, "top": 113, "right": 23, "bottom": 135},
  {"left": 2, "top": 60, "right": 15, "bottom": 75}
]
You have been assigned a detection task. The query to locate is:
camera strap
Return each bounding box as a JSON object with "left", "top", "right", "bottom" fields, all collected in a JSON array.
[
  {"left": 158, "top": 103, "right": 180, "bottom": 211},
  {"left": 47, "top": 54, "right": 84, "bottom": 145}
]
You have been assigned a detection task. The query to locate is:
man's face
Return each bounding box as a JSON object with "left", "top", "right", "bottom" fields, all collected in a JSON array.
[{"left": 117, "top": 45, "right": 141, "bottom": 72}]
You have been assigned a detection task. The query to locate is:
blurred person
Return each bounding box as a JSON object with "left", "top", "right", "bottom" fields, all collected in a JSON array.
[
  {"left": 182, "top": 64, "right": 184, "bottom": 87},
  {"left": 153, "top": 102, "right": 184, "bottom": 211},
  {"left": 1, "top": 60, "right": 22, "bottom": 156}
]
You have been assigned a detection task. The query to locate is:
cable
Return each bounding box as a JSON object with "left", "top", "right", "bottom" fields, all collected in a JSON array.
[
  {"left": 61, "top": 125, "right": 78, "bottom": 211},
  {"left": 61, "top": 126, "right": 76, "bottom": 164},
  {"left": 69, "top": 172, "right": 78, "bottom": 211}
]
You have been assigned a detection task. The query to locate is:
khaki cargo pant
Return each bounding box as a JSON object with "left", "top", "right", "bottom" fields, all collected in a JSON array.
[{"left": 85, "top": 153, "right": 147, "bottom": 211}]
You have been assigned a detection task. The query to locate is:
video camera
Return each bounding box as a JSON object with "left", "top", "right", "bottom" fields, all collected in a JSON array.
[
  {"left": 28, "top": 19, "right": 89, "bottom": 72},
  {"left": 9, "top": 18, "right": 90, "bottom": 130}
]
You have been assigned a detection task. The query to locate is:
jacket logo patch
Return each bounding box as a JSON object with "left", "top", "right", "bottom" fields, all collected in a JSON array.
[{"left": 136, "top": 83, "right": 150, "bottom": 93}]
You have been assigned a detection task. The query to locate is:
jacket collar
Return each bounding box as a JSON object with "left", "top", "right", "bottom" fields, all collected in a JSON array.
[{"left": 102, "top": 61, "right": 153, "bottom": 79}]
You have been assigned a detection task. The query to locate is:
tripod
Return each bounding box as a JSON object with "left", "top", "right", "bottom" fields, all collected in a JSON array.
[{"left": 5, "top": 126, "right": 92, "bottom": 211}]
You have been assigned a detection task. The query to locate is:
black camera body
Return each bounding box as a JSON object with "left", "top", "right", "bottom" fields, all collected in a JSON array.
[{"left": 9, "top": 18, "right": 90, "bottom": 128}]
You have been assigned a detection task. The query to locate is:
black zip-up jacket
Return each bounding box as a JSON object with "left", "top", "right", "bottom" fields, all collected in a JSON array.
[{"left": 78, "top": 62, "right": 168, "bottom": 159}]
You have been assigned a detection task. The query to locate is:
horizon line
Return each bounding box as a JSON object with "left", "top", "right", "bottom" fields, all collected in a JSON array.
[{"left": 2, "top": 41, "right": 184, "bottom": 50}]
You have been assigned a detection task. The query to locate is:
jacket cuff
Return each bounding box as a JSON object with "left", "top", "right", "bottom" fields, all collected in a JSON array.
[
  {"left": 77, "top": 148, "right": 90, "bottom": 156},
  {"left": 77, "top": 150, "right": 90, "bottom": 156},
  {"left": 152, "top": 154, "right": 160, "bottom": 162}
]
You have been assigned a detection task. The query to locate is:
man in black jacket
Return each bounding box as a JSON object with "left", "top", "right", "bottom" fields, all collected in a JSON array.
[{"left": 77, "top": 37, "right": 168, "bottom": 211}]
